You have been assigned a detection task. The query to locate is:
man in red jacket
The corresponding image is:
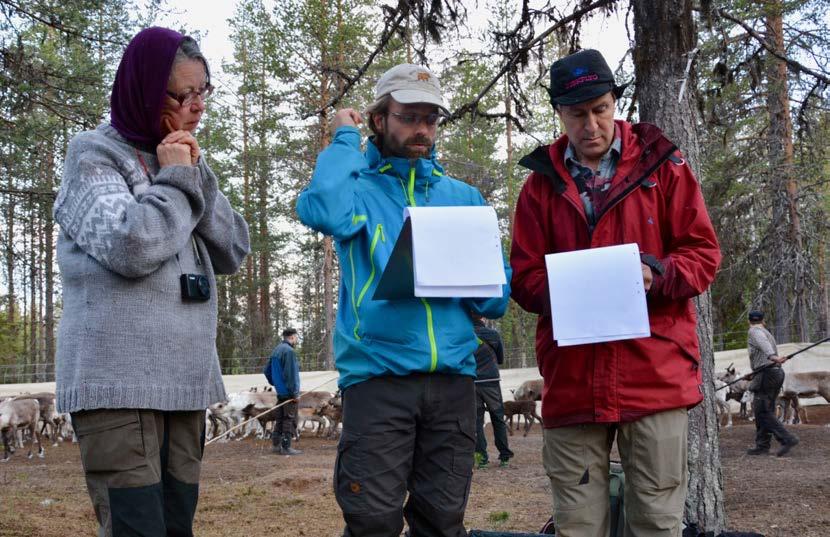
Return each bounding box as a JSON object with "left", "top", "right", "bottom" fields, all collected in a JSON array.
[{"left": 510, "top": 49, "right": 720, "bottom": 536}]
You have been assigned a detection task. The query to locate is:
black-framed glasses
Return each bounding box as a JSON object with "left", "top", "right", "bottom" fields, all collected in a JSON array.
[
  {"left": 166, "top": 84, "right": 214, "bottom": 107},
  {"left": 389, "top": 111, "right": 443, "bottom": 126}
]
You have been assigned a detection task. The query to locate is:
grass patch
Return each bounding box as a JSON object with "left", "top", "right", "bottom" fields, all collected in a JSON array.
[{"left": 488, "top": 510, "right": 510, "bottom": 524}]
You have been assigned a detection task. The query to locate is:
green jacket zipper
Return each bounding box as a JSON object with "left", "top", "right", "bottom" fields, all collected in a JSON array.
[
  {"left": 380, "top": 162, "right": 440, "bottom": 371},
  {"left": 350, "top": 223, "right": 385, "bottom": 340},
  {"left": 405, "top": 166, "right": 438, "bottom": 371}
]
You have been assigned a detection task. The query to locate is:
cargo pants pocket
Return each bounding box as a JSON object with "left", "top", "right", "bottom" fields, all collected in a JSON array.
[{"left": 72, "top": 409, "right": 158, "bottom": 479}]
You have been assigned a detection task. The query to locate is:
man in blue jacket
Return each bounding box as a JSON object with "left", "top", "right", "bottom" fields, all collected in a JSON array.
[
  {"left": 266, "top": 328, "right": 301, "bottom": 455},
  {"left": 297, "top": 63, "right": 511, "bottom": 537}
]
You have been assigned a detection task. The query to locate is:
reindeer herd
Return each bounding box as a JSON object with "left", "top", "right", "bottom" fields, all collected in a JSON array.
[
  {"left": 0, "top": 391, "right": 70, "bottom": 462},
  {"left": 207, "top": 381, "right": 548, "bottom": 444},
  {"left": 205, "top": 387, "right": 343, "bottom": 443},
  {"left": 0, "top": 381, "right": 542, "bottom": 461},
  {"left": 2, "top": 365, "right": 827, "bottom": 462}
]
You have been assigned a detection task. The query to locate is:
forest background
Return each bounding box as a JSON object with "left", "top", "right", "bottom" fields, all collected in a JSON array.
[{"left": 1, "top": 0, "right": 828, "bottom": 383}]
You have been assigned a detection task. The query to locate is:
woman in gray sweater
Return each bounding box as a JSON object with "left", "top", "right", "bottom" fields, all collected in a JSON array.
[{"left": 53, "top": 27, "right": 249, "bottom": 537}]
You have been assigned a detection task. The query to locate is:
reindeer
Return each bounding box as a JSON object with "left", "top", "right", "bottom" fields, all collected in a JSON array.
[
  {"left": 1, "top": 398, "right": 44, "bottom": 461},
  {"left": 717, "top": 363, "right": 753, "bottom": 420},
  {"left": 503, "top": 399, "right": 542, "bottom": 437},
  {"left": 296, "top": 391, "right": 336, "bottom": 439},
  {"left": 713, "top": 379, "right": 733, "bottom": 427},
  {"left": 226, "top": 390, "right": 276, "bottom": 439},
  {"left": 206, "top": 401, "right": 233, "bottom": 441},
  {"left": 778, "top": 371, "right": 830, "bottom": 424},
  {"left": 514, "top": 379, "right": 543, "bottom": 401},
  {"left": 316, "top": 395, "right": 342, "bottom": 439},
  {"left": 13, "top": 392, "right": 60, "bottom": 443}
]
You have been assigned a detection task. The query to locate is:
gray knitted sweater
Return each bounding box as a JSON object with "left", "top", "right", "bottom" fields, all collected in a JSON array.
[{"left": 54, "top": 124, "right": 250, "bottom": 413}]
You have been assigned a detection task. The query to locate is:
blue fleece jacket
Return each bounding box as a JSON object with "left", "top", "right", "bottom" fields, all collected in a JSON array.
[{"left": 296, "top": 126, "right": 511, "bottom": 389}]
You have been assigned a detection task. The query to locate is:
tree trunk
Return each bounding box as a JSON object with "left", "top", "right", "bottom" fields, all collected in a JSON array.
[
  {"left": 4, "top": 165, "right": 14, "bottom": 326},
  {"left": 820, "top": 240, "right": 830, "bottom": 338},
  {"left": 240, "top": 32, "right": 258, "bottom": 356},
  {"left": 36, "top": 207, "right": 45, "bottom": 380},
  {"left": 319, "top": 0, "right": 337, "bottom": 371},
  {"left": 44, "top": 137, "right": 55, "bottom": 369},
  {"left": 257, "top": 65, "right": 272, "bottom": 348},
  {"left": 21, "top": 233, "right": 28, "bottom": 380},
  {"left": 29, "top": 204, "right": 38, "bottom": 378},
  {"left": 632, "top": 1, "right": 726, "bottom": 533},
  {"left": 764, "top": 1, "right": 806, "bottom": 342},
  {"left": 504, "top": 77, "right": 528, "bottom": 368}
]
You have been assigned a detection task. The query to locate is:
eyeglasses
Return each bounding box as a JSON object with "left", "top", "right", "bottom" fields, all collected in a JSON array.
[
  {"left": 165, "top": 84, "right": 214, "bottom": 107},
  {"left": 389, "top": 111, "right": 443, "bottom": 126}
]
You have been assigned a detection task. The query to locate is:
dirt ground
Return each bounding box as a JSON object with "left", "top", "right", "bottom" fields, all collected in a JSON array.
[{"left": 1, "top": 406, "right": 828, "bottom": 537}]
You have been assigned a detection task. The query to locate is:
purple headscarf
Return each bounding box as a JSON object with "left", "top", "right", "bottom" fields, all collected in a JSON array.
[{"left": 110, "top": 27, "right": 185, "bottom": 148}]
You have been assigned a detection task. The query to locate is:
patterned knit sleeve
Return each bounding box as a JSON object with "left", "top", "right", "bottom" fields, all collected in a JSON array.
[
  {"left": 194, "top": 159, "right": 250, "bottom": 275},
  {"left": 54, "top": 134, "right": 206, "bottom": 278}
]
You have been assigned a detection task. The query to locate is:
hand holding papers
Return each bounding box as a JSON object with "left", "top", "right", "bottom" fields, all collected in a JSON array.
[
  {"left": 374, "top": 206, "right": 506, "bottom": 299},
  {"left": 545, "top": 243, "right": 650, "bottom": 346}
]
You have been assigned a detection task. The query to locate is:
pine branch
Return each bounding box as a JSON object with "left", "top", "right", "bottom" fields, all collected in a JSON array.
[
  {"left": 444, "top": 0, "right": 617, "bottom": 123},
  {"left": 717, "top": 8, "right": 830, "bottom": 85},
  {"left": 0, "top": 1, "right": 126, "bottom": 46},
  {"left": 442, "top": 105, "right": 526, "bottom": 132},
  {"left": 302, "top": 6, "right": 410, "bottom": 118},
  {"left": 0, "top": 188, "right": 56, "bottom": 198}
]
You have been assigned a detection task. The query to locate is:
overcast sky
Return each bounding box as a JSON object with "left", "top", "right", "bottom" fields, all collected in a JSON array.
[{"left": 156, "top": 0, "right": 632, "bottom": 95}]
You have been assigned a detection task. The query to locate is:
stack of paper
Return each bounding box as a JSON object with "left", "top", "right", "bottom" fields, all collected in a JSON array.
[
  {"left": 374, "top": 206, "right": 506, "bottom": 299},
  {"left": 545, "top": 243, "right": 650, "bottom": 346}
]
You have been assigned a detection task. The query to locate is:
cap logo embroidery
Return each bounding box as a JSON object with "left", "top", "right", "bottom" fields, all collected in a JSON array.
[
  {"left": 565, "top": 73, "right": 598, "bottom": 90},
  {"left": 572, "top": 67, "right": 588, "bottom": 76},
  {"left": 416, "top": 72, "right": 430, "bottom": 81}
]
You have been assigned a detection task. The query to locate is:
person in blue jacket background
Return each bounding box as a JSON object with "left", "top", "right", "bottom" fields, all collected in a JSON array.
[
  {"left": 296, "top": 63, "right": 511, "bottom": 537},
  {"left": 265, "top": 328, "right": 301, "bottom": 455}
]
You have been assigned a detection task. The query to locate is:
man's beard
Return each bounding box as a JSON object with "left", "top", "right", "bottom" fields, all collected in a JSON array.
[{"left": 381, "top": 134, "right": 433, "bottom": 159}]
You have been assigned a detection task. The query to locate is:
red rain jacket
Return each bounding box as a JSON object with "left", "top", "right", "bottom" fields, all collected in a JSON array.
[{"left": 510, "top": 120, "right": 721, "bottom": 428}]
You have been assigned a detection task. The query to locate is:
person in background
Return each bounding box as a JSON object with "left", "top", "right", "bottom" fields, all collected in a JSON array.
[
  {"left": 54, "top": 27, "right": 249, "bottom": 537},
  {"left": 267, "top": 328, "right": 302, "bottom": 456},
  {"left": 472, "top": 314, "right": 513, "bottom": 469},
  {"left": 746, "top": 310, "right": 799, "bottom": 456}
]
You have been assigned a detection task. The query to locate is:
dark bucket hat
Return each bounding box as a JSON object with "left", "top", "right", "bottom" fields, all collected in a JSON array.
[
  {"left": 748, "top": 311, "right": 765, "bottom": 323},
  {"left": 548, "top": 49, "right": 628, "bottom": 106}
]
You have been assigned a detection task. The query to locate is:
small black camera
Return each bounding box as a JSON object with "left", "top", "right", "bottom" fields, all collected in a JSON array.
[{"left": 180, "top": 273, "right": 210, "bottom": 301}]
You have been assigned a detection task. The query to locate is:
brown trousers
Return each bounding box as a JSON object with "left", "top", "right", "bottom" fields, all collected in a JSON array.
[
  {"left": 72, "top": 409, "right": 205, "bottom": 537},
  {"left": 543, "top": 408, "right": 689, "bottom": 537}
]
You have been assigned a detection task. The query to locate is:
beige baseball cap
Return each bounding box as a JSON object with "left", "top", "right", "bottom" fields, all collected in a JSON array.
[{"left": 373, "top": 63, "right": 449, "bottom": 115}]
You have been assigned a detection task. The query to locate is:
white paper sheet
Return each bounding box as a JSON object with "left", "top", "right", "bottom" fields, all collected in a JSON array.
[
  {"left": 404, "top": 206, "right": 506, "bottom": 298},
  {"left": 414, "top": 284, "right": 502, "bottom": 298},
  {"left": 545, "top": 243, "right": 650, "bottom": 346}
]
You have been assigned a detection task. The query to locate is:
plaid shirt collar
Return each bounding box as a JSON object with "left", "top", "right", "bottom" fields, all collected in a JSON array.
[
  {"left": 564, "top": 123, "right": 622, "bottom": 180},
  {"left": 563, "top": 124, "right": 622, "bottom": 228}
]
